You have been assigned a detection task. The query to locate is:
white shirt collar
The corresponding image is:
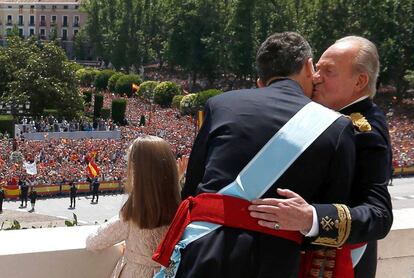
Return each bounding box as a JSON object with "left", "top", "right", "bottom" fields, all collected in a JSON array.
[{"left": 339, "top": 95, "right": 370, "bottom": 111}]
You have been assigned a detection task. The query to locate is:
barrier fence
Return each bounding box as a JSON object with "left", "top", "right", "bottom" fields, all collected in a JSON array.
[
  {"left": 394, "top": 166, "right": 414, "bottom": 176},
  {"left": 3, "top": 181, "right": 123, "bottom": 199}
]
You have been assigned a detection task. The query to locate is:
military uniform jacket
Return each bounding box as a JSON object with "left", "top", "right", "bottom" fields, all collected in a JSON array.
[
  {"left": 179, "top": 79, "right": 356, "bottom": 278},
  {"left": 312, "top": 98, "right": 393, "bottom": 246}
]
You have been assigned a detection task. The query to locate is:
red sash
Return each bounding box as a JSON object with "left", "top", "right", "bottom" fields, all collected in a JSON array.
[
  {"left": 152, "top": 193, "right": 303, "bottom": 267},
  {"left": 298, "top": 243, "right": 366, "bottom": 278}
]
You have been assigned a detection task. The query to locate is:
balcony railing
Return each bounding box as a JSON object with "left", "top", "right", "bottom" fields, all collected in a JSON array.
[
  {"left": 18, "top": 21, "right": 24, "bottom": 26},
  {"left": 0, "top": 226, "right": 121, "bottom": 278},
  {"left": 73, "top": 22, "right": 80, "bottom": 27},
  {"left": 40, "top": 21, "right": 46, "bottom": 26},
  {"left": 6, "top": 20, "right": 13, "bottom": 26},
  {"left": 62, "top": 22, "right": 68, "bottom": 27}
]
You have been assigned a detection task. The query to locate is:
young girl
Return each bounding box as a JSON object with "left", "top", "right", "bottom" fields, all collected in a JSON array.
[{"left": 86, "top": 135, "right": 181, "bottom": 277}]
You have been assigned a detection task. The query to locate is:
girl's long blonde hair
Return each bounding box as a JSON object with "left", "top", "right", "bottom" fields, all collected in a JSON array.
[{"left": 121, "top": 135, "right": 180, "bottom": 229}]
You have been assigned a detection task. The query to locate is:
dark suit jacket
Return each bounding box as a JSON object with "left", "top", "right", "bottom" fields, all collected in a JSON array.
[
  {"left": 179, "top": 79, "right": 356, "bottom": 278},
  {"left": 312, "top": 98, "right": 393, "bottom": 278}
]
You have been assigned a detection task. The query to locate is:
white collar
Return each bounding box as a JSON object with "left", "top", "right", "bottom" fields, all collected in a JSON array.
[{"left": 339, "top": 95, "right": 370, "bottom": 111}]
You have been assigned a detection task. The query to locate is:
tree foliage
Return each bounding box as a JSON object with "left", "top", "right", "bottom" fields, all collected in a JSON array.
[
  {"left": 0, "top": 36, "right": 83, "bottom": 119},
  {"left": 81, "top": 0, "right": 414, "bottom": 97}
]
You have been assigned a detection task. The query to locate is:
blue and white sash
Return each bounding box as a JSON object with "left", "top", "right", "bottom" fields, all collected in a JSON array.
[{"left": 155, "top": 102, "right": 341, "bottom": 277}]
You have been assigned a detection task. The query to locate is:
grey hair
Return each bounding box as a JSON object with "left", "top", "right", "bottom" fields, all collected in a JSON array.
[{"left": 335, "top": 36, "right": 379, "bottom": 98}]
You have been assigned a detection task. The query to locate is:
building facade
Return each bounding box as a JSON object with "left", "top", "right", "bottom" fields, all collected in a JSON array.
[{"left": 0, "top": 0, "right": 87, "bottom": 58}]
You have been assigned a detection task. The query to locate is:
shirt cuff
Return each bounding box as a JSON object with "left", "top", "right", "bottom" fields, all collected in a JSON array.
[{"left": 301, "top": 205, "right": 319, "bottom": 237}]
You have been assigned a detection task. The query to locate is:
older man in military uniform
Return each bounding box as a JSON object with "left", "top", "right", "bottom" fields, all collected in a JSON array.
[{"left": 249, "top": 36, "right": 392, "bottom": 278}]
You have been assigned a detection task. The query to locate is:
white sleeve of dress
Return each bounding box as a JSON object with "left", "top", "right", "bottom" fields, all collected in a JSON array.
[{"left": 85, "top": 215, "right": 129, "bottom": 251}]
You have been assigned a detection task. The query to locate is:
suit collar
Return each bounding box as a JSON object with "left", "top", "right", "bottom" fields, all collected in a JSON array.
[
  {"left": 339, "top": 97, "right": 373, "bottom": 115},
  {"left": 268, "top": 78, "right": 304, "bottom": 94}
]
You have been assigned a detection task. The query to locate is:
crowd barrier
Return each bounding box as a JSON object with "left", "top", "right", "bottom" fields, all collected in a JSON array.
[
  {"left": 393, "top": 166, "right": 414, "bottom": 176},
  {"left": 3, "top": 181, "right": 123, "bottom": 199},
  {"left": 19, "top": 130, "right": 122, "bottom": 141}
]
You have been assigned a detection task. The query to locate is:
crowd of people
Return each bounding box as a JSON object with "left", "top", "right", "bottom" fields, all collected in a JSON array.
[
  {"left": 15, "top": 115, "right": 118, "bottom": 135},
  {"left": 0, "top": 94, "right": 196, "bottom": 187},
  {"left": 0, "top": 86, "right": 413, "bottom": 189},
  {"left": 385, "top": 99, "right": 414, "bottom": 169}
]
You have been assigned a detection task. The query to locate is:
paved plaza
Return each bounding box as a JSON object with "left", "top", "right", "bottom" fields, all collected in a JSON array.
[{"left": 1, "top": 193, "right": 127, "bottom": 229}]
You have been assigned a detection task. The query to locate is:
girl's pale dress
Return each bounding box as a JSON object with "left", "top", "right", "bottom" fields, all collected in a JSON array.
[{"left": 86, "top": 216, "right": 168, "bottom": 278}]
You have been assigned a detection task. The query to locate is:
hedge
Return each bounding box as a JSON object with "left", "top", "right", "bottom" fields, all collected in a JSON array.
[
  {"left": 94, "top": 94, "right": 104, "bottom": 118},
  {"left": 111, "top": 99, "right": 127, "bottom": 125},
  {"left": 194, "top": 89, "right": 222, "bottom": 108},
  {"left": 0, "top": 115, "right": 14, "bottom": 137},
  {"left": 137, "top": 81, "right": 159, "bottom": 101},
  {"left": 115, "top": 74, "right": 142, "bottom": 97},
  {"left": 94, "top": 70, "right": 116, "bottom": 91},
  {"left": 76, "top": 68, "right": 98, "bottom": 87},
  {"left": 101, "top": 108, "right": 111, "bottom": 120},
  {"left": 83, "top": 90, "right": 93, "bottom": 103},
  {"left": 180, "top": 93, "right": 197, "bottom": 115},
  {"left": 172, "top": 95, "right": 184, "bottom": 109},
  {"left": 154, "top": 81, "right": 182, "bottom": 107},
  {"left": 107, "top": 72, "right": 125, "bottom": 93}
]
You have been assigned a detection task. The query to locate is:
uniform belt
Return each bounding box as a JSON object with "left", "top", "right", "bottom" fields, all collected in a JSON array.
[
  {"left": 299, "top": 243, "right": 366, "bottom": 278},
  {"left": 152, "top": 193, "right": 303, "bottom": 267}
]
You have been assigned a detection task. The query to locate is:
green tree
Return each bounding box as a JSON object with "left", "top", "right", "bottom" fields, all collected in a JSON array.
[
  {"left": 227, "top": 0, "right": 255, "bottom": 79},
  {"left": 1, "top": 36, "right": 83, "bottom": 119}
]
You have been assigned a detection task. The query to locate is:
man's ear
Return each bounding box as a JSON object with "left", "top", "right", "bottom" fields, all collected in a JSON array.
[
  {"left": 257, "top": 78, "right": 266, "bottom": 88},
  {"left": 355, "top": 72, "right": 369, "bottom": 93},
  {"left": 305, "top": 58, "right": 314, "bottom": 77}
]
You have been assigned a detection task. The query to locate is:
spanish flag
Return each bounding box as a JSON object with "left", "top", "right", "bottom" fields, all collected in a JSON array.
[
  {"left": 86, "top": 161, "right": 100, "bottom": 178},
  {"left": 132, "top": 83, "right": 140, "bottom": 92},
  {"left": 197, "top": 110, "right": 205, "bottom": 130}
]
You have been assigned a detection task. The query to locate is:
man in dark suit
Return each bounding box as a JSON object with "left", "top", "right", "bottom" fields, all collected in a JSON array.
[
  {"left": 0, "top": 185, "right": 4, "bottom": 214},
  {"left": 249, "top": 36, "right": 392, "bottom": 278},
  {"left": 177, "top": 32, "right": 356, "bottom": 278},
  {"left": 69, "top": 180, "right": 77, "bottom": 209},
  {"left": 91, "top": 178, "right": 100, "bottom": 204},
  {"left": 19, "top": 176, "right": 28, "bottom": 208}
]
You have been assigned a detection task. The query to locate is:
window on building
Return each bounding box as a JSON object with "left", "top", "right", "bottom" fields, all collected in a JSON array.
[
  {"left": 73, "top": 16, "right": 79, "bottom": 27},
  {"left": 29, "top": 28, "right": 35, "bottom": 36},
  {"left": 6, "top": 28, "right": 12, "bottom": 35},
  {"left": 51, "top": 15, "right": 57, "bottom": 25},
  {"left": 7, "top": 15, "right": 12, "bottom": 25},
  {"left": 18, "top": 28, "right": 23, "bottom": 37},
  {"left": 40, "top": 28, "right": 46, "bottom": 39},
  {"left": 75, "top": 5, "right": 79, "bottom": 9},
  {"left": 40, "top": 15, "right": 46, "bottom": 26},
  {"left": 62, "top": 29, "right": 68, "bottom": 40},
  {"left": 30, "top": 5, "right": 35, "bottom": 9},
  {"left": 52, "top": 5, "right": 57, "bottom": 10},
  {"left": 30, "top": 15, "right": 35, "bottom": 26},
  {"left": 18, "top": 15, "right": 23, "bottom": 26},
  {"left": 63, "top": 16, "right": 68, "bottom": 27},
  {"left": 64, "top": 5, "right": 68, "bottom": 9}
]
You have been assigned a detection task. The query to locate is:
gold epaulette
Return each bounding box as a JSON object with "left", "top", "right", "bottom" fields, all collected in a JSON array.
[
  {"left": 312, "top": 204, "right": 352, "bottom": 248},
  {"left": 346, "top": 113, "right": 371, "bottom": 132}
]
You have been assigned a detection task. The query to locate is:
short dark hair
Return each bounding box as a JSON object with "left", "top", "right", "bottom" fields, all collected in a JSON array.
[{"left": 256, "top": 32, "right": 313, "bottom": 83}]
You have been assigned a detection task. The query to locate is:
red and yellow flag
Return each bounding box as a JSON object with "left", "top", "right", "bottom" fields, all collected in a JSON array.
[
  {"left": 132, "top": 83, "right": 140, "bottom": 92},
  {"left": 197, "top": 110, "right": 205, "bottom": 130},
  {"left": 86, "top": 161, "right": 100, "bottom": 178}
]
